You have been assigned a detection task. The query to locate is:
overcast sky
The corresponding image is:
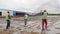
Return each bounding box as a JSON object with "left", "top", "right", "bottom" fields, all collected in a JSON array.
[
  {"left": 0, "top": 0, "right": 50, "bottom": 12},
  {"left": 0, "top": 0, "right": 60, "bottom": 14}
]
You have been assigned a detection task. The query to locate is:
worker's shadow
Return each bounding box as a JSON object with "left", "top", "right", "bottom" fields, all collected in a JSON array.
[{"left": 41, "top": 30, "right": 46, "bottom": 34}]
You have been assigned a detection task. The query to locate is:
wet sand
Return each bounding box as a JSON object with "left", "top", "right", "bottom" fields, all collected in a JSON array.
[{"left": 0, "top": 16, "right": 60, "bottom": 34}]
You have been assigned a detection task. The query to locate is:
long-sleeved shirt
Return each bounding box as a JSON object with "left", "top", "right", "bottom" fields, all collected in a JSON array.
[{"left": 6, "top": 13, "right": 11, "bottom": 20}]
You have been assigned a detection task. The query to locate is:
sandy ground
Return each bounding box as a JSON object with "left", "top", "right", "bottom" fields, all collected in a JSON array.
[{"left": 0, "top": 16, "right": 60, "bottom": 34}]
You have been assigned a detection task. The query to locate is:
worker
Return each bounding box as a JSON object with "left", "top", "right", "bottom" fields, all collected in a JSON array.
[
  {"left": 24, "top": 14, "right": 28, "bottom": 25},
  {"left": 41, "top": 9, "right": 48, "bottom": 31},
  {"left": 6, "top": 11, "right": 11, "bottom": 30}
]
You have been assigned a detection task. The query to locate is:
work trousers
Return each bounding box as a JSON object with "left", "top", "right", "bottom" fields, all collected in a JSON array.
[
  {"left": 24, "top": 19, "right": 27, "bottom": 25},
  {"left": 6, "top": 20, "right": 10, "bottom": 29},
  {"left": 42, "top": 19, "right": 47, "bottom": 30}
]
